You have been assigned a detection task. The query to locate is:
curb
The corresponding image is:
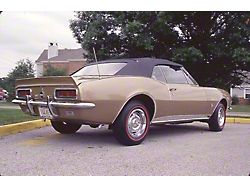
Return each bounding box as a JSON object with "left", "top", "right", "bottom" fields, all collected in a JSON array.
[
  {"left": 0, "top": 119, "right": 51, "bottom": 136},
  {"left": 226, "top": 117, "right": 250, "bottom": 124},
  {"left": 0, "top": 117, "right": 249, "bottom": 137}
]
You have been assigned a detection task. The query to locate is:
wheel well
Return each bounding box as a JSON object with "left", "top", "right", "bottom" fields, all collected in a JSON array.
[
  {"left": 127, "top": 94, "right": 155, "bottom": 121},
  {"left": 220, "top": 98, "right": 227, "bottom": 109}
]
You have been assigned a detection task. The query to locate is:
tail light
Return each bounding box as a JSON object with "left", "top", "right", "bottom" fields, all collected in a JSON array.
[
  {"left": 17, "top": 89, "right": 31, "bottom": 98},
  {"left": 55, "top": 88, "right": 77, "bottom": 99}
]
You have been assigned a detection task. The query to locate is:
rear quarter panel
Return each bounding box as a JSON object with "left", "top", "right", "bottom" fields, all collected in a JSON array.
[{"left": 75, "top": 76, "right": 171, "bottom": 124}]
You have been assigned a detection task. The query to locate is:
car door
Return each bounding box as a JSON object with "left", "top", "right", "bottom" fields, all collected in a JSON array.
[
  {"left": 159, "top": 65, "right": 210, "bottom": 120},
  {"left": 151, "top": 65, "right": 172, "bottom": 118}
]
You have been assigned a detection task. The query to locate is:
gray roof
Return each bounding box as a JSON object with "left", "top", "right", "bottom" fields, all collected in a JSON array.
[
  {"left": 115, "top": 58, "right": 182, "bottom": 77},
  {"left": 74, "top": 58, "right": 182, "bottom": 78},
  {"left": 36, "top": 48, "right": 87, "bottom": 63}
]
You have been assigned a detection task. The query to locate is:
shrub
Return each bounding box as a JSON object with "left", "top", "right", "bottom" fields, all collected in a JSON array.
[
  {"left": 43, "top": 64, "right": 67, "bottom": 76},
  {"left": 232, "top": 95, "right": 239, "bottom": 105}
]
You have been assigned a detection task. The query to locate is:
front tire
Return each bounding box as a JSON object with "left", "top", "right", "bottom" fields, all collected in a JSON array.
[
  {"left": 51, "top": 120, "right": 82, "bottom": 134},
  {"left": 113, "top": 101, "right": 150, "bottom": 146},
  {"left": 208, "top": 103, "right": 226, "bottom": 131}
]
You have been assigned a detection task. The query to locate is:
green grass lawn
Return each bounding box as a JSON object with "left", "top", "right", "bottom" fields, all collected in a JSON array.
[
  {"left": 0, "top": 108, "right": 38, "bottom": 126},
  {"left": 0, "top": 101, "right": 15, "bottom": 106},
  {"left": 230, "top": 105, "right": 250, "bottom": 113}
]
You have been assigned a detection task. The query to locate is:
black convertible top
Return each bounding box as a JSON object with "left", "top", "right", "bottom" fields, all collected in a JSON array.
[{"left": 86, "top": 58, "right": 182, "bottom": 78}]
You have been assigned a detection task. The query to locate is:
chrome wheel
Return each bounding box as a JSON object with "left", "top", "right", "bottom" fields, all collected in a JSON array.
[
  {"left": 127, "top": 108, "right": 147, "bottom": 139},
  {"left": 218, "top": 107, "right": 225, "bottom": 127},
  {"left": 113, "top": 101, "right": 150, "bottom": 145}
]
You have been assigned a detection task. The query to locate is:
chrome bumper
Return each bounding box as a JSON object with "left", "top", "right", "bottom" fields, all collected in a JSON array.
[{"left": 12, "top": 96, "right": 95, "bottom": 118}]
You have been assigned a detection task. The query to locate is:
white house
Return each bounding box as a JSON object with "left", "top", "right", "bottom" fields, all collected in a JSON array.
[{"left": 230, "top": 72, "right": 250, "bottom": 105}]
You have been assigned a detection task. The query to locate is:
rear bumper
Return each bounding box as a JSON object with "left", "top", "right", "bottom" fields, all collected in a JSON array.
[
  {"left": 12, "top": 96, "right": 95, "bottom": 119},
  {"left": 12, "top": 99, "right": 95, "bottom": 108}
]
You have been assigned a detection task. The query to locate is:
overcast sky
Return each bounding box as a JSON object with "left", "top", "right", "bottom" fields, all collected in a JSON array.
[{"left": 0, "top": 11, "right": 81, "bottom": 77}]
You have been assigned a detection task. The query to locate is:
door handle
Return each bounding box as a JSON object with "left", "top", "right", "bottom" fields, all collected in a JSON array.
[{"left": 169, "top": 88, "right": 177, "bottom": 92}]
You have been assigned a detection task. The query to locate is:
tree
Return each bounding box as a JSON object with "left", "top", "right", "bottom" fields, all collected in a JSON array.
[
  {"left": 0, "top": 77, "right": 7, "bottom": 90},
  {"left": 70, "top": 11, "right": 250, "bottom": 90},
  {"left": 3, "top": 59, "right": 35, "bottom": 101},
  {"left": 170, "top": 12, "right": 250, "bottom": 89},
  {"left": 43, "top": 64, "right": 67, "bottom": 76}
]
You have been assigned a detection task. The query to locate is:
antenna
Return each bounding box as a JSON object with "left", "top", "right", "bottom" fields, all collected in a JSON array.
[
  {"left": 92, "top": 47, "right": 100, "bottom": 79},
  {"left": 93, "top": 47, "right": 97, "bottom": 62}
]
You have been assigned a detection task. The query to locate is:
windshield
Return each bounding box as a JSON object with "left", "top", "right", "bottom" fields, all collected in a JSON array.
[{"left": 72, "top": 63, "right": 127, "bottom": 77}]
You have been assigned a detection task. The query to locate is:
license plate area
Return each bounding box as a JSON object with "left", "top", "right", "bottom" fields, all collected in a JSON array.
[{"left": 38, "top": 107, "right": 53, "bottom": 119}]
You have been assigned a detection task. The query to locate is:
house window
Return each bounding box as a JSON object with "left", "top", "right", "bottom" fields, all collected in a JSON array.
[{"left": 245, "top": 89, "right": 250, "bottom": 99}]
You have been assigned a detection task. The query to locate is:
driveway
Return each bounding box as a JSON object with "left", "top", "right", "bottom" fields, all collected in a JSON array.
[{"left": 0, "top": 123, "right": 249, "bottom": 176}]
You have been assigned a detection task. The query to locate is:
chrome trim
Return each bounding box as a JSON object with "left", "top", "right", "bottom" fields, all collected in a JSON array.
[
  {"left": 54, "top": 88, "right": 78, "bottom": 100},
  {"left": 218, "top": 107, "right": 225, "bottom": 127},
  {"left": 151, "top": 115, "right": 209, "bottom": 124},
  {"left": 16, "top": 84, "right": 74, "bottom": 88},
  {"left": 12, "top": 99, "right": 28, "bottom": 105},
  {"left": 12, "top": 99, "right": 44, "bottom": 106},
  {"left": 12, "top": 99, "right": 95, "bottom": 109},
  {"left": 51, "top": 102, "right": 95, "bottom": 108},
  {"left": 26, "top": 95, "right": 35, "bottom": 115},
  {"left": 13, "top": 96, "right": 95, "bottom": 119},
  {"left": 151, "top": 118, "right": 209, "bottom": 124},
  {"left": 181, "top": 67, "right": 199, "bottom": 86},
  {"left": 16, "top": 88, "right": 32, "bottom": 99},
  {"left": 47, "top": 96, "right": 58, "bottom": 117},
  {"left": 127, "top": 108, "right": 147, "bottom": 138}
]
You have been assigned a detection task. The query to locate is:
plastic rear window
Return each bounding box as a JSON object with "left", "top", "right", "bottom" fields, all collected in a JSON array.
[{"left": 72, "top": 63, "right": 127, "bottom": 76}]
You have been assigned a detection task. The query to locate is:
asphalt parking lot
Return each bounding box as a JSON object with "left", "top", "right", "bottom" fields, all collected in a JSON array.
[{"left": 0, "top": 122, "right": 249, "bottom": 176}]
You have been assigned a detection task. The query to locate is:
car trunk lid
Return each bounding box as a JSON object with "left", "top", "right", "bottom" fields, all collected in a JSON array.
[{"left": 15, "top": 76, "right": 78, "bottom": 100}]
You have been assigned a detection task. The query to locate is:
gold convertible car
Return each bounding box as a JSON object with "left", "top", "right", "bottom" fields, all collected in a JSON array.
[{"left": 12, "top": 58, "right": 231, "bottom": 145}]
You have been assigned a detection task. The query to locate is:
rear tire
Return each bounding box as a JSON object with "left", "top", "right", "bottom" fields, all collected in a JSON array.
[
  {"left": 51, "top": 120, "right": 82, "bottom": 134},
  {"left": 208, "top": 103, "right": 226, "bottom": 131},
  {"left": 113, "top": 101, "right": 150, "bottom": 146}
]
